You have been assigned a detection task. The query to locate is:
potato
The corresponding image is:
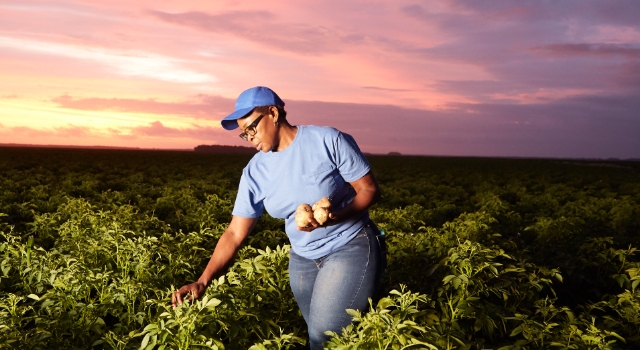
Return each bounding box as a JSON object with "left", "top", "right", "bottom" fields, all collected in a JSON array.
[
  {"left": 295, "top": 203, "right": 313, "bottom": 227},
  {"left": 312, "top": 197, "right": 332, "bottom": 225}
]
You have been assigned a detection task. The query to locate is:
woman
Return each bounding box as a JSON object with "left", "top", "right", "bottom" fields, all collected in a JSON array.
[{"left": 172, "top": 86, "right": 386, "bottom": 349}]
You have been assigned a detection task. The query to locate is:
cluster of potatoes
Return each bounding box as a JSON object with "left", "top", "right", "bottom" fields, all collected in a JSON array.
[{"left": 295, "top": 197, "right": 332, "bottom": 227}]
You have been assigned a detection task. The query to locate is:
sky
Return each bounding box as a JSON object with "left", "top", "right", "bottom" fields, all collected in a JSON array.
[{"left": 0, "top": 0, "right": 639, "bottom": 158}]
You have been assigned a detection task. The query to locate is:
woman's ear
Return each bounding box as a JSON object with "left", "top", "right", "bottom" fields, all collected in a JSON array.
[{"left": 270, "top": 106, "right": 279, "bottom": 122}]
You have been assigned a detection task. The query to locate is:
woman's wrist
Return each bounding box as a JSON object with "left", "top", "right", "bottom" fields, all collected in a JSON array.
[
  {"left": 331, "top": 205, "right": 355, "bottom": 224},
  {"left": 197, "top": 276, "right": 211, "bottom": 287}
]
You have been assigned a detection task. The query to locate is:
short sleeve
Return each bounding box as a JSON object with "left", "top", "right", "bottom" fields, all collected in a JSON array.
[
  {"left": 333, "top": 131, "right": 371, "bottom": 182},
  {"left": 232, "top": 170, "right": 264, "bottom": 218}
]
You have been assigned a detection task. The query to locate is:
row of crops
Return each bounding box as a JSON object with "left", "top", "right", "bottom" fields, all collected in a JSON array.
[{"left": 1, "top": 147, "right": 640, "bottom": 349}]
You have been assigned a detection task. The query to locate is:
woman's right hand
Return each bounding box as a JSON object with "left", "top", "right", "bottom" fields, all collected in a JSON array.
[
  {"left": 171, "top": 216, "right": 258, "bottom": 308},
  {"left": 172, "top": 281, "right": 207, "bottom": 308}
]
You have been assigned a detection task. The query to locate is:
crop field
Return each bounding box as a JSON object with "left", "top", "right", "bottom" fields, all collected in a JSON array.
[{"left": 1, "top": 147, "right": 640, "bottom": 349}]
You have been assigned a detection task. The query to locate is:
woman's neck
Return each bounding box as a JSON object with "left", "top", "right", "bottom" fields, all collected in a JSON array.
[{"left": 274, "top": 121, "right": 298, "bottom": 152}]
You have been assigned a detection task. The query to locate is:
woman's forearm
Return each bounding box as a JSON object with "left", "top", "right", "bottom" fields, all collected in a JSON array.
[
  {"left": 197, "top": 229, "right": 244, "bottom": 286},
  {"left": 333, "top": 172, "right": 381, "bottom": 222},
  {"left": 196, "top": 216, "right": 258, "bottom": 286}
]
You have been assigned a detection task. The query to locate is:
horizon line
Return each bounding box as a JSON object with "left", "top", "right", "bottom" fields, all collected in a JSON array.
[{"left": 0, "top": 142, "right": 638, "bottom": 162}]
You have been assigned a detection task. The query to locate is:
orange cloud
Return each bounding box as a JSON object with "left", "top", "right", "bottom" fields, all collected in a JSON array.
[{"left": 0, "top": 120, "right": 237, "bottom": 149}]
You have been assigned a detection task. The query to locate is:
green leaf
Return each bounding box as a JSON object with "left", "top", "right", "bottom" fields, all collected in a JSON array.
[
  {"left": 143, "top": 324, "right": 158, "bottom": 332},
  {"left": 27, "top": 294, "right": 40, "bottom": 301},
  {"left": 486, "top": 320, "right": 494, "bottom": 337},
  {"left": 0, "top": 260, "right": 10, "bottom": 276},
  {"left": 140, "top": 333, "right": 150, "bottom": 349},
  {"left": 554, "top": 273, "right": 563, "bottom": 283},
  {"left": 145, "top": 334, "right": 157, "bottom": 350},
  {"left": 474, "top": 319, "right": 483, "bottom": 332},
  {"left": 608, "top": 331, "right": 625, "bottom": 342},
  {"left": 510, "top": 326, "right": 523, "bottom": 337},
  {"left": 443, "top": 275, "right": 456, "bottom": 284},
  {"left": 346, "top": 309, "right": 360, "bottom": 317},
  {"left": 377, "top": 297, "right": 395, "bottom": 309},
  {"left": 426, "top": 313, "right": 439, "bottom": 325},
  {"left": 205, "top": 298, "right": 221, "bottom": 308}
]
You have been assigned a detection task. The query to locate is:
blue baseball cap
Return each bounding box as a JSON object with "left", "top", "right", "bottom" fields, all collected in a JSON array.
[{"left": 221, "top": 86, "right": 285, "bottom": 130}]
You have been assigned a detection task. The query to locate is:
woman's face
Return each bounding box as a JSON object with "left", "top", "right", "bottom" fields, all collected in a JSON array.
[{"left": 238, "top": 109, "right": 277, "bottom": 152}]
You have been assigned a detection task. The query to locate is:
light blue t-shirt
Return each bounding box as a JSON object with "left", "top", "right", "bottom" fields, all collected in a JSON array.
[{"left": 232, "top": 125, "right": 372, "bottom": 259}]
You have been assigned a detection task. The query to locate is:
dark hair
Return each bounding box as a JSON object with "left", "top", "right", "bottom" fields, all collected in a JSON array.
[{"left": 254, "top": 105, "right": 287, "bottom": 121}]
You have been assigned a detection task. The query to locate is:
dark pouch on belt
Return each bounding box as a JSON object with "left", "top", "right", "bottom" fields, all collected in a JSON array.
[{"left": 371, "top": 225, "right": 387, "bottom": 270}]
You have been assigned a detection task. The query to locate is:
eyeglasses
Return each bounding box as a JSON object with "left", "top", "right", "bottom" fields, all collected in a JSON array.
[{"left": 239, "top": 114, "right": 264, "bottom": 141}]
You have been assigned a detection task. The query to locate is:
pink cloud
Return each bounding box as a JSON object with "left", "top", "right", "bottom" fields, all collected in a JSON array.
[
  {"left": 361, "top": 86, "right": 414, "bottom": 92},
  {"left": 147, "top": 10, "right": 364, "bottom": 55},
  {"left": 106, "top": 128, "right": 138, "bottom": 140},
  {"left": 130, "top": 121, "right": 227, "bottom": 140},
  {"left": 529, "top": 43, "right": 640, "bottom": 59},
  {"left": 6, "top": 126, "right": 51, "bottom": 138},
  {"left": 132, "top": 121, "right": 181, "bottom": 136},
  {"left": 52, "top": 95, "right": 234, "bottom": 119},
  {"left": 53, "top": 125, "right": 91, "bottom": 137}
]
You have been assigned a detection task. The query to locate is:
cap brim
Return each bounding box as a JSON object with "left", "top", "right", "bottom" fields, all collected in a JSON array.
[{"left": 221, "top": 106, "right": 254, "bottom": 130}]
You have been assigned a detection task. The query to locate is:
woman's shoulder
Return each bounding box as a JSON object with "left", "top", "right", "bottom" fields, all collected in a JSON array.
[{"left": 299, "top": 125, "right": 342, "bottom": 140}]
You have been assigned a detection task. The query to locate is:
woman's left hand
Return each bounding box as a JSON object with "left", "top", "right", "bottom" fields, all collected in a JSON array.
[{"left": 297, "top": 216, "right": 321, "bottom": 232}]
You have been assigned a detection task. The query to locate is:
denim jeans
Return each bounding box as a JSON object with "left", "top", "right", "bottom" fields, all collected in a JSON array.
[{"left": 289, "top": 221, "right": 386, "bottom": 350}]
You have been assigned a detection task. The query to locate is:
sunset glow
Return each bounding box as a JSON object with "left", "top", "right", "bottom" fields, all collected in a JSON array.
[{"left": 1, "top": 1, "right": 639, "bottom": 158}]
